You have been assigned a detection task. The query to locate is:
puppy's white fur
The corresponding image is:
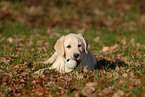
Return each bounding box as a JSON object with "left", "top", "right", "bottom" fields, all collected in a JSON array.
[{"left": 43, "top": 33, "right": 97, "bottom": 73}]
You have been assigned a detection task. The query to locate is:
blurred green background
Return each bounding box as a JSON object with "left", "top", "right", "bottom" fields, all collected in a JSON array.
[{"left": 0, "top": 0, "right": 145, "bottom": 33}]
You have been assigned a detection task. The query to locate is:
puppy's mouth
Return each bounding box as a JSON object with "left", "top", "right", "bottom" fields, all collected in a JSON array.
[
  {"left": 75, "top": 59, "right": 80, "bottom": 67},
  {"left": 75, "top": 57, "right": 81, "bottom": 61}
]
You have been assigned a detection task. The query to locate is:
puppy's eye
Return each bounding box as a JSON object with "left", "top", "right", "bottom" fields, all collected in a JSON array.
[
  {"left": 78, "top": 44, "right": 82, "bottom": 47},
  {"left": 67, "top": 45, "right": 71, "bottom": 48}
]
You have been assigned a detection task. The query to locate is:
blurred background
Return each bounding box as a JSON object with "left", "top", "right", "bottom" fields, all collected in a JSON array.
[{"left": 0, "top": 0, "right": 145, "bottom": 33}]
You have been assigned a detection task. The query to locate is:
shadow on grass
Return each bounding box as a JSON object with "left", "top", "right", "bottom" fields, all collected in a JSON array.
[{"left": 95, "top": 58, "right": 128, "bottom": 70}]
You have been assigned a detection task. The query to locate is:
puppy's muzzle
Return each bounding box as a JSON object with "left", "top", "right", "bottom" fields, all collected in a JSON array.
[{"left": 75, "top": 60, "right": 80, "bottom": 66}]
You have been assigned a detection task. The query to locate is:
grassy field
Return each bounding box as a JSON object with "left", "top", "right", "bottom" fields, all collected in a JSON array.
[{"left": 0, "top": 0, "right": 145, "bottom": 97}]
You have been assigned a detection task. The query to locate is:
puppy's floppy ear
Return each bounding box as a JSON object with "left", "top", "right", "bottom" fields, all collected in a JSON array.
[
  {"left": 54, "top": 36, "right": 65, "bottom": 56},
  {"left": 78, "top": 34, "right": 88, "bottom": 54}
]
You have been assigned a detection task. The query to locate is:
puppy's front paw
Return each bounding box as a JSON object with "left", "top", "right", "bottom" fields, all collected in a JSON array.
[
  {"left": 39, "top": 60, "right": 50, "bottom": 64},
  {"left": 42, "top": 58, "right": 54, "bottom": 64},
  {"left": 33, "top": 68, "right": 48, "bottom": 75},
  {"left": 39, "top": 61, "right": 46, "bottom": 64}
]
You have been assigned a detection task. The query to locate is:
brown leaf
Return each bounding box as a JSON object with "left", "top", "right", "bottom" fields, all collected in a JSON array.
[
  {"left": 93, "top": 36, "right": 100, "bottom": 43},
  {"left": 33, "top": 84, "right": 46, "bottom": 96},
  {"left": 133, "top": 79, "right": 141, "bottom": 86},
  {"left": 103, "top": 87, "right": 114, "bottom": 95},
  {"left": 81, "top": 86, "right": 96, "bottom": 97},
  {"left": 86, "top": 82, "right": 98, "bottom": 87},
  {"left": 102, "top": 46, "right": 109, "bottom": 52},
  {"left": 77, "top": 28, "right": 85, "bottom": 34},
  {"left": 83, "top": 66, "right": 89, "bottom": 73},
  {"left": 110, "top": 44, "right": 118, "bottom": 51},
  {"left": 0, "top": 57, "right": 9, "bottom": 64},
  {"left": 128, "top": 94, "right": 136, "bottom": 97},
  {"left": 112, "top": 90, "right": 124, "bottom": 97},
  {"left": 0, "top": 69, "right": 4, "bottom": 73},
  {"left": 137, "top": 93, "right": 145, "bottom": 97},
  {"left": 7, "top": 37, "right": 13, "bottom": 43},
  {"left": 75, "top": 71, "right": 84, "bottom": 80},
  {"left": 119, "top": 80, "right": 125, "bottom": 85},
  {"left": 120, "top": 39, "right": 126, "bottom": 45},
  {"left": 122, "top": 73, "right": 128, "bottom": 78},
  {"left": 49, "top": 32, "right": 61, "bottom": 39},
  {"left": 130, "top": 38, "right": 135, "bottom": 46}
]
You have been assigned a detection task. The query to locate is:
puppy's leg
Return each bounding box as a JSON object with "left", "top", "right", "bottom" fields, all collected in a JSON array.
[
  {"left": 33, "top": 68, "right": 48, "bottom": 75},
  {"left": 43, "top": 52, "right": 57, "bottom": 64}
]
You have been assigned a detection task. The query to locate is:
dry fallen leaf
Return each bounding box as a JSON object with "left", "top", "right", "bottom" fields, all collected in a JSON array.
[
  {"left": 32, "top": 84, "right": 47, "bottom": 96},
  {"left": 77, "top": 28, "right": 85, "bottom": 34},
  {"left": 94, "top": 9, "right": 105, "bottom": 16},
  {"left": 103, "top": 87, "right": 114, "bottom": 95},
  {"left": 137, "top": 93, "right": 145, "bottom": 97},
  {"left": 81, "top": 86, "right": 96, "bottom": 97},
  {"left": 93, "top": 36, "right": 100, "bottom": 43},
  {"left": 0, "top": 57, "right": 9, "bottom": 64},
  {"left": 120, "top": 39, "right": 126, "bottom": 45},
  {"left": 130, "top": 38, "right": 135, "bottom": 46},
  {"left": 112, "top": 90, "right": 124, "bottom": 97},
  {"left": 0, "top": 69, "right": 4, "bottom": 73},
  {"left": 49, "top": 32, "right": 61, "bottom": 39},
  {"left": 27, "top": 6, "right": 44, "bottom": 16},
  {"left": 136, "top": 43, "right": 140, "bottom": 47},
  {"left": 122, "top": 73, "right": 128, "bottom": 78},
  {"left": 75, "top": 71, "right": 84, "bottom": 80},
  {"left": 7, "top": 37, "right": 13, "bottom": 43},
  {"left": 83, "top": 66, "right": 89, "bottom": 73},
  {"left": 86, "top": 82, "right": 98, "bottom": 87},
  {"left": 102, "top": 46, "right": 109, "bottom": 52},
  {"left": 119, "top": 80, "right": 125, "bottom": 85},
  {"left": 110, "top": 44, "right": 118, "bottom": 51}
]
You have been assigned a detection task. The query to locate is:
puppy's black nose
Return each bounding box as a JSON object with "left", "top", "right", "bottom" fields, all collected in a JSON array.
[
  {"left": 73, "top": 53, "right": 79, "bottom": 58},
  {"left": 66, "top": 59, "right": 70, "bottom": 62}
]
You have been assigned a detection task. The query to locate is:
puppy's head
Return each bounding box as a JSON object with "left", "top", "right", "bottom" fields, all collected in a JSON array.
[{"left": 54, "top": 33, "right": 88, "bottom": 61}]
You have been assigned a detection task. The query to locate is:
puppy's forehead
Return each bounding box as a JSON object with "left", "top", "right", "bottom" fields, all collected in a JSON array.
[{"left": 64, "top": 34, "right": 81, "bottom": 45}]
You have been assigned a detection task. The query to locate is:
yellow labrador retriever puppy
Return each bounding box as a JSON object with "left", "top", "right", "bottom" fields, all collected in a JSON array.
[{"left": 43, "top": 33, "right": 97, "bottom": 73}]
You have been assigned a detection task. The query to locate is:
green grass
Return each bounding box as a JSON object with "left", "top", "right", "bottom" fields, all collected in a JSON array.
[{"left": 0, "top": 22, "right": 145, "bottom": 96}]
